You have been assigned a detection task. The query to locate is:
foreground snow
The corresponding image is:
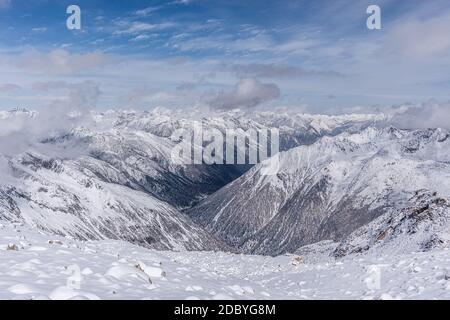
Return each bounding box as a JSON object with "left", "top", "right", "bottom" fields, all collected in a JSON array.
[{"left": 1, "top": 223, "right": 449, "bottom": 300}]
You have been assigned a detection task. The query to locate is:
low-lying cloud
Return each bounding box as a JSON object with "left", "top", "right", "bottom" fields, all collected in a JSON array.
[
  {"left": 391, "top": 100, "right": 450, "bottom": 130},
  {"left": 32, "top": 80, "right": 101, "bottom": 110},
  {"left": 0, "top": 81, "right": 100, "bottom": 157}
]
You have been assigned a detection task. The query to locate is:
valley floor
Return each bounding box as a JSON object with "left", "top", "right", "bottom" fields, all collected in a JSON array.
[{"left": 0, "top": 222, "right": 449, "bottom": 300}]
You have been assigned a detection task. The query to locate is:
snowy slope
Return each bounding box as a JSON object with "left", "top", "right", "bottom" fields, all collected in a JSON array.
[
  {"left": 0, "top": 222, "right": 449, "bottom": 300},
  {"left": 189, "top": 127, "right": 450, "bottom": 255},
  {"left": 0, "top": 152, "right": 222, "bottom": 251},
  {"left": 53, "top": 126, "right": 243, "bottom": 209}
]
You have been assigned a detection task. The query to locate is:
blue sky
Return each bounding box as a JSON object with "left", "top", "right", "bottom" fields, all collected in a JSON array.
[{"left": 1, "top": 0, "right": 450, "bottom": 113}]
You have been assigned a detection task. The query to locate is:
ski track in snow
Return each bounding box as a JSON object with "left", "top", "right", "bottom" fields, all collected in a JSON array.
[{"left": 0, "top": 223, "right": 449, "bottom": 300}]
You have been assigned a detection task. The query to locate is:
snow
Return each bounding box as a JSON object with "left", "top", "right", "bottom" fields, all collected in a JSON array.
[{"left": 0, "top": 222, "right": 449, "bottom": 300}]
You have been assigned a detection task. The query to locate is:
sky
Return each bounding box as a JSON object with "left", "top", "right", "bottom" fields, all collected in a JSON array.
[{"left": 1, "top": 0, "right": 450, "bottom": 113}]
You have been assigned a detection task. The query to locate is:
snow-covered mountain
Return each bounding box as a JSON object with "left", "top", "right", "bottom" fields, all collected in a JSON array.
[
  {"left": 97, "top": 108, "right": 386, "bottom": 151},
  {"left": 189, "top": 127, "right": 450, "bottom": 255},
  {"left": 0, "top": 108, "right": 383, "bottom": 251},
  {"left": 0, "top": 151, "right": 224, "bottom": 251},
  {"left": 333, "top": 190, "right": 450, "bottom": 257}
]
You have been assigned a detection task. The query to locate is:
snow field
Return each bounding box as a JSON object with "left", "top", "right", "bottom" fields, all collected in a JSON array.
[{"left": 1, "top": 223, "right": 449, "bottom": 300}]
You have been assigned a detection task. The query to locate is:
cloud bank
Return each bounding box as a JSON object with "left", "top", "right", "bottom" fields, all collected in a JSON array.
[
  {"left": 391, "top": 100, "right": 450, "bottom": 130},
  {"left": 0, "top": 81, "right": 100, "bottom": 157}
]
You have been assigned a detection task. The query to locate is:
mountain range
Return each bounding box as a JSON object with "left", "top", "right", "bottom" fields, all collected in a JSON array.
[{"left": 2, "top": 108, "right": 449, "bottom": 257}]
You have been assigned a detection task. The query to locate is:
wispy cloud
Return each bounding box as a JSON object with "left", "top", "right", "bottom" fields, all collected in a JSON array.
[
  {"left": 129, "top": 34, "right": 151, "bottom": 42},
  {"left": 31, "top": 27, "right": 47, "bottom": 33},
  {"left": 134, "top": 6, "right": 161, "bottom": 17},
  {"left": 230, "top": 63, "right": 344, "bottom": 79},
  {"left": 113, "top": 21, "right": 177, "bottom": 35},
  {"left": 170, "top": 0, "right": 194, "bottom": 5},
  {"left": 11, "top": 49, "right": 115, "bottom": 75}
]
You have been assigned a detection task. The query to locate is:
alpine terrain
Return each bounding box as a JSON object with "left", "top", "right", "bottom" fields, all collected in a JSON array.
[{"left": 1, "top": 108, "right": 450, "bottom": 299}]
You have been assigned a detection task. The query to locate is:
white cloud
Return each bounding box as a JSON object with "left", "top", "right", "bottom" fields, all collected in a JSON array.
[
  {"left": 231, "top": 63, "right": 343, "bottom": 79},
  {"left": 209, "top": 78, "right": 280, "bottom": 110},
  {"left": 391, "top": 100, "right": 450, "bottom": 130},
  {"left": 384, "top": 14, "right": 450, "bottom": 60},
  {"left": 0, "top": 83, "right": 21, "bottom": 92},
  {"left": 134, "top": 6, "right": 160, "bottom": 17},
  {"left": 126, "top": 87, "right": 177, "bottom": 106},
  {"left": 176, "top": 82, "right": 196, "bottom": 91},
  {"left": 31, "top": 80, "right": 101, "bottom": 110},
  {"left": 0, "top": 81, "right": 100, "bottom": 157},
  {"left": 130, "top": 34, "right": 151, "bottom": 42},
  {"left": 170, "top": 0, "right": 193, "bottom": 5},
  {"left": 31, "top": 27, "right": 47, "bottom": 33},
  {"left": 13, "top": 49, "right": 114, "bottom": 75},
  {"left": 114, "top": 22, "right": 176, "bottom": 35}
]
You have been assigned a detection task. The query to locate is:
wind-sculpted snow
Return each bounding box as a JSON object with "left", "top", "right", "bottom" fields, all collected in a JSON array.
[
  {"left": 0, "top": 222, "right": 449, "bottom": 300},
  {"left": 189, "top": 127, "right": 450, "bottom": 255}
]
